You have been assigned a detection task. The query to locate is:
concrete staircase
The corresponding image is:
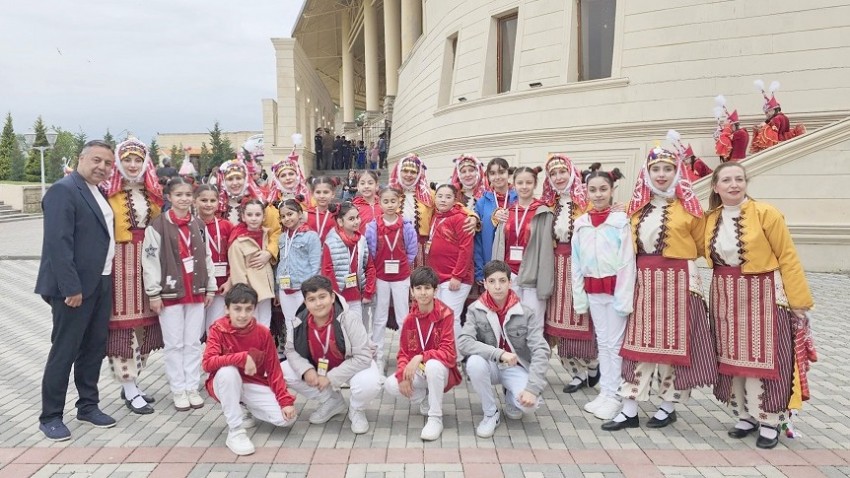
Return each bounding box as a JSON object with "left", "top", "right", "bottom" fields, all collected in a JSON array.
[{"left": 0, "top": 201, "right": 41, "bottom": 223}]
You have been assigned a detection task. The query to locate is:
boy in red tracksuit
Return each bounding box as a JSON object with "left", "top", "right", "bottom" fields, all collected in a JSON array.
[
  {"left": 203, "top": 284, "right": 297, "bottom": 456},
  {"left": 383, "top": 267, "right": 463, "bottom": 441}
]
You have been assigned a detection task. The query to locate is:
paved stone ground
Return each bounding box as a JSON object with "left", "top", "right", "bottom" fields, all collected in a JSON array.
[{"left": 2, "top": 221, "right": 849, "bottom": 477}]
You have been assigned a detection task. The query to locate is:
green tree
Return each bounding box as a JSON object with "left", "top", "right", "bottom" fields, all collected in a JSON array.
[
  {"left": 149, "top": 137, "right": 160, "bottom": 166},
  {"left": 209, "top": 121, "right": 233, "bottom": 170},
  {"left": 169, "top": 144, "right": 181, "bottom": 170},
  {"left": 103, "top": 129, "right": 115, "bottom": 148},
  {"left": 24, "top": 116, "right": 49, "bottom": 182},
  {"left": 9, "top": 135, "right": 26, "bottom": 181},
  {"left": 0, "top": 112, "right": 16, "bottom": 180},
  {"left": 72, "top": 129, "right": 87, "bottom": 165},
  {"left": 46, "top": 130, "right": 78, "bottom": 182},
  {"left": 198, "top": 142, "right": 212, "bottom": 177}
]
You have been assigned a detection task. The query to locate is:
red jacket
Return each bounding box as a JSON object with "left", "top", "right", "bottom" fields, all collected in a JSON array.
[
  {"left": 394, "top": 299, "right": 462, "bottom": 391},
  {"left": 426, "top": 204, "right": 474, "bottom": 284},
  {"left": 352, "top": 196, "right": 379, "bottom": 234},
  {"left": 320, "top": 227, "right": 377, "bottom": 302},
  {"left": 769, "top": 113, "right": 790, "bottom": 139},
  {"left": 305, "top": 207, "right": 334, "bottom": 241},
  {"left": 203, "top": 317, "right": 295, "bottom": 408},
  {"left": 730, "top": 128, "right": 749, "bottom": 160},
  {"left": 203, "top": 217, "right": 234, "bottom": 289}
]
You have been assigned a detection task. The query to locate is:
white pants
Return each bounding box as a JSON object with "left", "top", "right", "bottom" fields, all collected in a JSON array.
[
  {"left": 159, "top": 303, "right": 205, "bottom": 394},
  {"left": 383, "top": 359, "right": 449, "bottom": 417},
  {"left": 279, "top": 290, "right": 304, "bottom": 339},
  {"left": 212, "top": 366, "right": 296, "bottom": 430},
  {"left": 587, "top": 294, "right": 627, "bottom": 398},
  {"left": 435, "top": 281, "right": 472, "bottom": 348},
  {"left": 466, "top": 354, "right": 541, "bottom": 417},
  {"left": 255, "top": 298, "right": 272, "bottom": 329},
  {"left": 204, "top": 295, "right": 226, "bottom": 332},
  {"left": 347, "top": 300, "right": 363, "bottom": 327},
  {"left": 360, "top": 301, "right": 375, "bottom": 335},
  {"left": 281, "top": 360, "right": 382, "bottom": 411},
  {"left": 373, "top": 279, "right": 410, "bottom": 364},
  {"left": 511, "top": 278, "right": 546, "bottom": 326}
]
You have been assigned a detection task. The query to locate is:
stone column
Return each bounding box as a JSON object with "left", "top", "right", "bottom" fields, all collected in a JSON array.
[
  {"left": 364, "top": 0, "right": 381, "bottom": 112},
  {"left": 401, "top": 0, "right": 422, "bottom": 60},
  {"left": 383, "top": 0, "right": 401, "bottom": 97},
  {"left": 341, "top": 11, "right": 356, "bottom": 123}
]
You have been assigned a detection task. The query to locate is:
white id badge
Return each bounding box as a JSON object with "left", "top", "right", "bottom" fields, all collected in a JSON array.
[
  {"left": 424, "top": 240, "right": 432, "bottom": 255},
  {"left": 344, "top": 273, "right": 358, "bottom": 289},
  {"left": 509, "top": 246, "right": 524, "bottom": 262},
  {"left": 384, "top": 260, "right": 400, "bottom": 275},
  {"left": 279, "top": 275, "right": 292, "bottom": 289},
  {"left": 182, "top": 256, "right": 194, "bottom": 273},
  {"left": 416, "top": 362, "right": 426, "bottom": 378},
  {"left": 317, "top": 358, "right": 329, "bottom": 377},
  {"left": 213, "top": 262, "right": 227, "bottom": 278}
]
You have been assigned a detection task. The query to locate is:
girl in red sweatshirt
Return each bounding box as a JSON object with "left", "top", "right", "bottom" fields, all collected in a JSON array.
[
  {"left": 321, "top": 202, "right": 377, "bottom": 327},
  {"left": 352, "top": 170, "right": 380, "bottom": 233},
  {"left": 364, "top": 187, "right": 419, "bottom": 366},
  {"left": 426, "top": 183, "right": 474, "bottom": 344},
  {"left": 195, "top": 184, "right": 235, "bottom": 331},
  {"left": 304, "top": 176, "right": 339, "bottom": 241}
]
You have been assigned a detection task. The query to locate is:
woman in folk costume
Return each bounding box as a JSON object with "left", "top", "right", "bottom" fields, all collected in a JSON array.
[
  {"left": 266, "top": 150, "right": 311, "bottom": 207},
  {"left": 104, "top": 138, "right": 165, "bottom": 415},
  {"left": 540, "top": 154, "right": 600, "bottom": 394},
  {"left": 750, "top": 80, "right": 807, "bottom": 154},
  {"left": 216, "top": 159, "right": 282, "bottom": 265},
  {"left": 713, "top": 96, "right": 749, "bottom": 162},
  {"left": 389, "top": 153, "right": 435, "bottom": 267},
  {"left": 449, "top": 154, "right": 487, "bottom": 211},
  {"left": 603, "top": 140, "right": 717, "bottom": 431},
  {"left": 704, "top": 162, "right": 815, "bottom": 449}
]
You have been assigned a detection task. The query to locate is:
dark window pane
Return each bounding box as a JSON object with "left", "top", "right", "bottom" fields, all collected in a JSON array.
[
  {"left": 498, "top": 14, "right": 518, "bottom": 93},
  {"left": 579, "top": 0, "right": 616, "bottom": 81}
]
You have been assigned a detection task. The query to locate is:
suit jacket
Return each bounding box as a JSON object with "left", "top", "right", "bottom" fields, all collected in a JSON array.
[{"left": 35, "top": 171, "right": 111, "bottom": 299}]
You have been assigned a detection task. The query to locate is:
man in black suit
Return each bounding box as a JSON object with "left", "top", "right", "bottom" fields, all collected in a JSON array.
[{"left": 35, "top": 139, "right": 118, "bottom": 441}]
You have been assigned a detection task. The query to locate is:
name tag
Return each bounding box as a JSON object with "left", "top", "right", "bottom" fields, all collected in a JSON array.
[
  {"left": 384, "top": 260, "right": 400, "bottom": 275},
  {"left": 344, "top": 273, "right": 358, "bottom": 289},
  {"left": 424, "top": 240, "right": 432, "bottom": 255},
  {"left": 509, "top": 246, "right": 524, "bottom": 262},
  {"left": 182, "top": 256, "right": 194, "bottom": 273},
  {"left": 279, "top": 275, "right": 292, "bottom": 289},
  {"left": 317, "top": 358, "right": 329, "bottom": 377},
  {"left": 213, "top": 262, "right": 227, "bottom": 278},
  {"left": 417, "top": 362, "right": 426, "bottom": 378}
]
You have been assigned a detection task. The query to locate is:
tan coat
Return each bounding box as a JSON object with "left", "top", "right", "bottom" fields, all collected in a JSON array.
[{"left": 228, "top": 230, "right": 276, "bottom": 302}]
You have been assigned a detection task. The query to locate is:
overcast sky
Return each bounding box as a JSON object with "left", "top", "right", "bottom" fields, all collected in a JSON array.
[{"left": 0, "top": 0, "right": 305, "bottom": 144}]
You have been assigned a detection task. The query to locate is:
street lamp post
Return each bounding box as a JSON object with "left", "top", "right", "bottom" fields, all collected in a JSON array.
[{"left": 24, "top": 129, "right": 59, "bottom": 197}]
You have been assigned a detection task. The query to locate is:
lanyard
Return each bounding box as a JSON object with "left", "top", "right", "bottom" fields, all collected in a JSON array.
[
  {"left": 415, "top": 317, "right": 435, "bottom": 352},
  {"left": 312, "top": 323, "right": 332, "bottom": 358},
  {"left": 316, "top": 210, "right": 330, "bottom": 238},
  {"left": 177, "top": 225, "right": 192, "bottom": 251},
  {"left": 384, "top": 228, "right": 401, "bottom": 260},
  {"left": 282, "top": 230, "right": 296, "bottom": 268},
  {"left": 499, "top": 191, "right": 509, "bottom": 209},
  {"left": 349, "top": 242, "right": 358, "bottom": 271},
  {"left": 207, "top": 219, "right": 222, "bottom": 256},
  {"left": 429, "top": 218, "right": 445, "bottom": 241},
  {"left": 513, "top": 204, "right": 531, "bottom": 246}
]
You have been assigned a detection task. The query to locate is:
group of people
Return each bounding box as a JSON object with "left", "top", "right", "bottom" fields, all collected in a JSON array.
[
  {"left": 314, "top": 129, "right": 388, "bottom": 171},
  {"left": 37, "top": 131, "right": 816, "bottom": 457}
]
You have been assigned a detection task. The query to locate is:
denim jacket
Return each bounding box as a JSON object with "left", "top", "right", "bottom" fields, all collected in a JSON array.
[{"left": 276, "top": 227, "right": 322, "bottom": 292}]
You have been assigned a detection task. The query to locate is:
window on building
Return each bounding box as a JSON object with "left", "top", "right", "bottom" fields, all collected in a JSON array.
[
  {"left": 438, "top": 33, "right": 459, "bottom": 106},
  {"left": 577, "top": 0, "right": 616, "bottom": 81},
  {"left": 497, "top": 13, "right": 518, "bottom": 93}
]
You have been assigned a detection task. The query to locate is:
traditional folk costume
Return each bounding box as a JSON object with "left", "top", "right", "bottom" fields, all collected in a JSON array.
[
  {"left": 104, "top": 139, "right": 165, "bottom": 412},
  {"left": 705, "top": 198, "right": 815, "bottom": 447},
  {"left": 216, "top": 160, "right": 281, "bottom": 262},
  {"left": 683, "top": 144, "right": 713, "bottom": 180},
  {"left": 266, "top": 150, "right": 310, "bottom": 207},
  {"left": 539, "top": 155, "right": 600, "bottom": 391},
  {"left": 389, "top": 154, "right": 434, "bottom": 267},
  {"left": 750, "top": 80, "right": 807, "bottom": 154},
  {"left": 449, "top": 154, "right": 487, "bottom": 211},
  {"left": 610, "top": 146, "right": 717, "bottom": 429},
  {"left": 714, "top": 98, "right": 749, "bottom": 162}
]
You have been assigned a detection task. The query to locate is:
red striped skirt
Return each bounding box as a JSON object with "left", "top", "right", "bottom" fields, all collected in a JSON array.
[
  {"left": 711, "top": 266, "right": 794, "bottom": 413},
  {"left": 545, "top": 243, "right": 597, "bottom": 359}
]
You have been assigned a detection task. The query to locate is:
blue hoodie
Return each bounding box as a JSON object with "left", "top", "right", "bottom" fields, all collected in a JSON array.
[{"left": 473, "top": 189, "right": 517, "bottom": 282}]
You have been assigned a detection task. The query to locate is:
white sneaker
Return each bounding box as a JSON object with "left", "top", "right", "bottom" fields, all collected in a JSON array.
[
  {"left": 226, "top": 428, "right": 255, "bottom": 456},
  {"left": 309, "top": 392, "right": 347, "bottom": 424},
  {"left": 187, "top": 390, "right": 204, "bottom": 409},
  {"left": 420, "top": 417, "right": 443, "bottom": 441},
  {"left": 172, "top": 391, "right": 190, "bottom": 412},
  {"left": 349, "top": 408, "right": 369, "bottom": 434},
  {"left": 418, "top": 398, "right": 430, "bottom": 416},
  {"left": 476, "top": 412, "right": 501, "bottom": 438},
  {"left": 583, "top": 395, "right": 605, "bottom": 414},
  {"left": 242, "top": 409, "right": 256, "bottom": 429},
  {"left": 503, "top": 400, "right": 523, "bottom": 420},
  {"left": 593, "top": 396, "right": 622, "bottom": 420}
]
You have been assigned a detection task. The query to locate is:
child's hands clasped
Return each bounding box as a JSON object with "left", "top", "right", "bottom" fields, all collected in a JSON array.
[{"left": 244, "top": 355, "right": 257, "bottom": 376}]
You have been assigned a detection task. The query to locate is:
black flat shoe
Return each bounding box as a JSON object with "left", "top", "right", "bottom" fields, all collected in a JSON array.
[
  {"left": 727, "top": 419, "right": 758, "bottom": 438},
  {"left": 602, "top": 413, "right": 639, "bottom": 431},
  {"left": 587, "top": 370, "right": 601, "bottom": 388},
  {"left": 562, "top": 380, "right": 586, "bottom": 393},
  {"left": 125, "top": 395, "right": 155, "bottom": 415},
  {"left": 647, "top": 410, "right": 677, "bottom": 428},
  {"left": 121, "top": 389, "right": 155, "bottom": 404},
  {"left": 756, "top": 426, "right": 780, "bottom": 449}
]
